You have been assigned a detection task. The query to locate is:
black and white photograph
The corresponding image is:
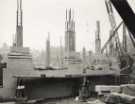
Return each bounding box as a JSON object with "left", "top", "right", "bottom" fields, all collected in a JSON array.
[{"left": 0, "top": 0, "right": 135, "bottom": 103}]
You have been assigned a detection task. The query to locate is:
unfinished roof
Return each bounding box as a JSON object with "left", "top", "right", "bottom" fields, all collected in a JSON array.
[{"left": 13, "top": 64, "right": 120, "bottom": 78}]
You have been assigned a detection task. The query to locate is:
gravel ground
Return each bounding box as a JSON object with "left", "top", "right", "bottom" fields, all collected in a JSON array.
[
  {"left": 41, "top": 98, "right": 105, "bottom": 104},
  {"left": 0, "top": 98, "right": 105, "bottom": 104},
  {"left": 0, "top": 102, "right": 16, "bottom": 104}
]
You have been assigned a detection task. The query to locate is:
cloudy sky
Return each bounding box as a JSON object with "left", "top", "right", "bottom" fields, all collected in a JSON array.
[{"left": 0, "top": 0, "right": 135, "bottom": 52}]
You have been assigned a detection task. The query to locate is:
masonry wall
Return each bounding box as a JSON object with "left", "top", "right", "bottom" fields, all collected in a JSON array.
[
  {"left": 0, "top": 53, "right": 34, "bottom": 98},
  {"left": 0, "top": 67, "right": 17, "bottom": 98}
]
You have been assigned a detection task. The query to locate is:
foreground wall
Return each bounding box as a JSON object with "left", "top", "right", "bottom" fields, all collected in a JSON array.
[
  {"left": 25, "top": 78, "right": 80, "bottom": 99},
  {"left": 24, "top": 75, "right": 121, "bottom": 99}
]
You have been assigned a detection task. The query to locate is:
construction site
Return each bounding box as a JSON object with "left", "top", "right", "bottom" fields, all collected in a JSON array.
[{"left": 0, "top": 0, "right": 135, "bottom": 104}]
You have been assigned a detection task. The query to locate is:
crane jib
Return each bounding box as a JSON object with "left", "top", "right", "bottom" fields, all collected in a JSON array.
[{"left": 110, "top": 0, "right": 135, "bottom": 39}]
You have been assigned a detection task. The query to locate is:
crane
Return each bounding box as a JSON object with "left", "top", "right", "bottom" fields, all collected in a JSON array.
[
  {"left": 102, "top": 0, "right": 135, "bottom": 75},
  {"left": 104, "top": 0, "right": 122, "bottom": 56},
  {"left": 109, "top": 0, "right": 135, "bottom": 75}
]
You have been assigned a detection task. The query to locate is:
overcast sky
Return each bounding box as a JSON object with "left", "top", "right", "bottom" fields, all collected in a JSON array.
[{"left": 0, "top": 0, "right": 135, "bottom": 52}]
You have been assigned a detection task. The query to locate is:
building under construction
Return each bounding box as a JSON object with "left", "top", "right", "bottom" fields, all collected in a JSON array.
[{"left": 0, "top": 0, "right": 135, "bottom": 103}]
